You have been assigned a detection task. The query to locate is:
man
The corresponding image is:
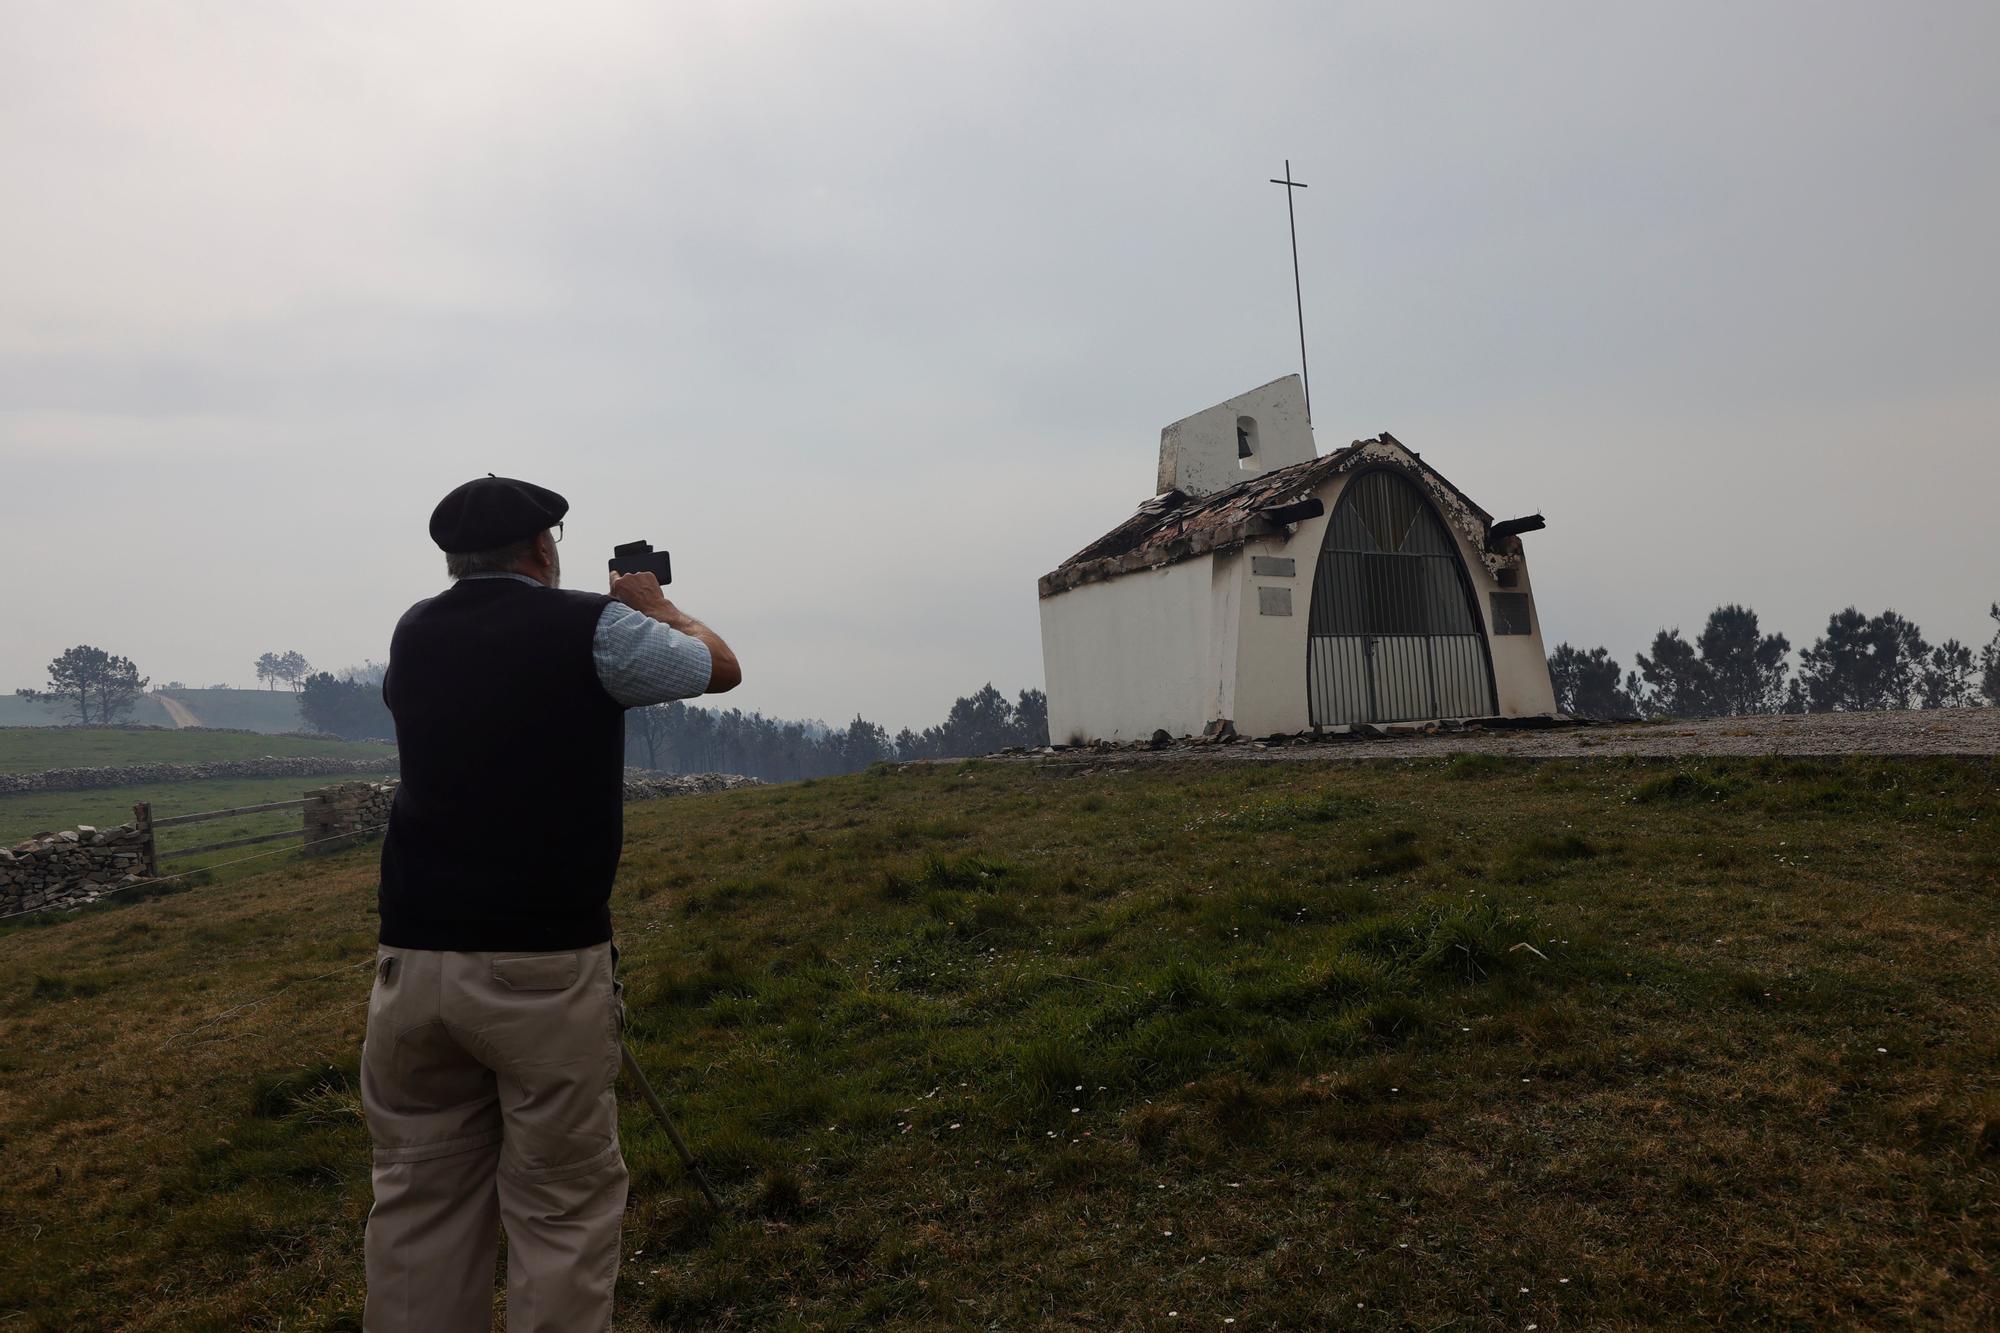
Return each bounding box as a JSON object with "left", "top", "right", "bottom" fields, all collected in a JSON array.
[{"left": 361, "top": 475, "right": 740, "bottom": 1332}]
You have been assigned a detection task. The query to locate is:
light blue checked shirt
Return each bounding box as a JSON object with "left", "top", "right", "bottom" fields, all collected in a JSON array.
[{"left": 459, "top": 573, "right": 712, "bottom": 707}]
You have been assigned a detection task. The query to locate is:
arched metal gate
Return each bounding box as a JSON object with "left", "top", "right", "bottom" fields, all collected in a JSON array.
[{"left": 1306, "top": 468, "right": 1497, "bottom": 725}]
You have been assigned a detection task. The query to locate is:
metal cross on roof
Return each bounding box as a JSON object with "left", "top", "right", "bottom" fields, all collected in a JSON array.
[{"left": 1269, "top": 159, "right": 1311, "bottom": 422}]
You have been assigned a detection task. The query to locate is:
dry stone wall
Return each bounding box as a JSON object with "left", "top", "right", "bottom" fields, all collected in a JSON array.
[
  {"left": 2, "top": 821, "right": 152, "bottom": 916},
  {"left": 303, "top": 781, "right": 398, "bottom": 855},
  {"left": 6, "top": 770, "right": 765, "bottom": 916},
  {"left": 0, "top": 755, "right": 399, "bottom": 796}
]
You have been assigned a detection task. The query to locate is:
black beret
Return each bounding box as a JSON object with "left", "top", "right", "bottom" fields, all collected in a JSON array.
[{"left": 429, "top": 475, "right": 568, "bottom": 553}]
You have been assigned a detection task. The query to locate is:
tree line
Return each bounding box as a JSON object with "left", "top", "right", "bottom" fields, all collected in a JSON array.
[
  {"left": 625, "top": 685, "right": 1049, "bottom": 782},
  {"left": 255, "top": 650, "right": 312, "bottom": 691},
  {"left": 296, "top": 673, "right": 1050, "bottom": 775},
  {"left": 1549, "top": 602, "right": 2000, "bottom": 718},
  {"left": 12, "top": 645, "right": 322, "bottom": 723},
  {"left": 11, "top": 643, "right": 1049, "bottom": 778}
]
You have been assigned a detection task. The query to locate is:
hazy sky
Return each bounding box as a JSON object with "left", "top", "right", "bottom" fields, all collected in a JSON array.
[{"left": 3, "top": 1, "right": 1995, "bottom": 730}]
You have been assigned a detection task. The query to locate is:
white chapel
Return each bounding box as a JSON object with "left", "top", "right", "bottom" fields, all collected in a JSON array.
[{"left": 1037, "top": 375, "right": 1558, "bottom": 743}]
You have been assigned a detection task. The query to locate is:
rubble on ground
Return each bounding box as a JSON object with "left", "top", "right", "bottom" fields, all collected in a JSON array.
[
  {"left": 622, "top": 771, "right": 764, "bottom": 800},
  {"left": 989, "top": 714, "right": 1591, "bottom": 757},
  {"left": 986, "top": 707, "right": 1999, "bottom": 763}
]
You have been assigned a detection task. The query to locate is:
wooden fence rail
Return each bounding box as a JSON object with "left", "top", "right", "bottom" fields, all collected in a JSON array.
[
  {"left": 150, "top": 799, "right": 307, "bottom": 829},
  {"left": 133, "top": 796, "right": 310, "bottom": 868}
]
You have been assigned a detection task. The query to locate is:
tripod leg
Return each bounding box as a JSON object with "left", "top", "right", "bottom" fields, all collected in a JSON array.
[{"left": 620, "top": 1041, "right": 723, "bottom": 1211}]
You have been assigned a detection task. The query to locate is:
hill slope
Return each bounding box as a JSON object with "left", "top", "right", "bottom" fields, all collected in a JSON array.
[
  {"left": 0, "top": 727, "right": 394, "bottom": 776},
  {"left": 0, "top": 688, "right": 311, "bottom": 733},
  {"left": 155, "top": 688, "right": 307, "bottom": 733},
  {"left": 0, "top": 756, "right": 1994, "bottom": 1329}
]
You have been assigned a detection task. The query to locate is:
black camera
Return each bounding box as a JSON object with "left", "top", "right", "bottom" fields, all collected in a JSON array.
[{"left": 608, "top": 540, "right": 672, "bottom": 585}]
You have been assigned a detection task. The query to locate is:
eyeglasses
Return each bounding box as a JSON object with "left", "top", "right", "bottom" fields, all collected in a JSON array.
[{"left": 551, "top": 522, "right": 564, "bottom": 544}]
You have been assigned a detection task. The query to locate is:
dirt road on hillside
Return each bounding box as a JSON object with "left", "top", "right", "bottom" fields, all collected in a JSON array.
[
  {"left": 1014, "top": 707, "right": 1997, "bottom": 766},
  {"left": 155, "top": 695, "right": 198, "bottom": 729}
]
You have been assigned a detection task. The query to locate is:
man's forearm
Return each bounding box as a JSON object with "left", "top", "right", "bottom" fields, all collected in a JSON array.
[
  {"left": 657, "top": 606, "right": 719, "bottom": 654},
  {"left": 607, "top": 571, "right": 743, "bottom": 692},
  {"left": 653, "top": 607, "right": 741, "bottom": 692}
]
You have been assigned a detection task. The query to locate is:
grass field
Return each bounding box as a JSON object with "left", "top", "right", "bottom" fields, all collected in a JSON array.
[
  {"left": 1, "top": 727, "right": 399, "bottom": 865},
  {"left": 0, "top": 755, "right": 1994, "bottom": 1330},
  {"left": 0, "top": 727, "right": 395, "bottom": 776}
]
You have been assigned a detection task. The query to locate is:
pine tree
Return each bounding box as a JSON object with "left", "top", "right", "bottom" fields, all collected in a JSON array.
[
  {"left": 1635, "top": 629, "right": 1714, "bottom": 717},
  {"left": 1546, "top": 644, "right": 1639, "bottom": 717},
  {"left": 1982, "top": 603, "right": 2000, "bottom": 706},
  {"left": 16, "top": 646, "right": 150, "bottom": 724},
  {"left": 1797, "top": 608, "right": 1928, "bottom": 711},
  {"left": 300, "top": 672, "right": 392, "bottom": 739},
  {"left": 1696, "top": 605, "right": 1791, "bottom": 715},
  {"left": 1917, "top": 640, "right": 1979, "bottom": 709}
]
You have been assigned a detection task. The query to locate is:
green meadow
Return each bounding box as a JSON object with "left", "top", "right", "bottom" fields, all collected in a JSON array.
[
  {"left": 0, "top": 755, "right": 1993, "bottom": 1330},
  {"left": 1, "top": 727, "right": 397, "bottom": 867}
]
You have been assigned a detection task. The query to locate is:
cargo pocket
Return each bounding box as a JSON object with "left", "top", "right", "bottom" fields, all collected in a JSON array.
[
  {"left": 369, "top": 953, "right": 398, "bottom": 1012},
  {"left": 362, "top": 953, "right": 400, "bottom": 1077},
  {"left": 492, "top": 953, "right": 581, "bottom": 991}
]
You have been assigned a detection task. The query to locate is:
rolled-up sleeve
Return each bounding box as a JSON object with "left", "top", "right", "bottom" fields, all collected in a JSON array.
[{"left": 592, "top": 602, "right": 713, "bottom": 707}]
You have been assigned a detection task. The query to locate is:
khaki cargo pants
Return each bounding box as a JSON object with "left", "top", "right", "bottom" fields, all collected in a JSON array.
[{"left": 361, "top": 942, "right": 627, "bottom": 1332}]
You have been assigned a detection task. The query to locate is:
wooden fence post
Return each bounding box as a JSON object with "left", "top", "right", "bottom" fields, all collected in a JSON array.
[
  {"left": 132, "top": 802, "right": 159, "bottom": 878},
  {"left": 302, "top": 789, "right": 328, "bottom": 855}
]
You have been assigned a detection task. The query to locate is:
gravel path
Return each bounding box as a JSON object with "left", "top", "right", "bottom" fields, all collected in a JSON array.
[
  {"left": 1013, "top": 708, "right": 1997, "bottom": 766},
  {"left": 155, "top": 696, "right": 199, "bottom": 729}
]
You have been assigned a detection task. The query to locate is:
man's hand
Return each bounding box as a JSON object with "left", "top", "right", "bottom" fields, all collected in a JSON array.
[
  {"left": 609, "top": 571, "right": 677, "bottom": 623},
  {"left": 608, "top": 571, "right": 743, "bottom": 693}
]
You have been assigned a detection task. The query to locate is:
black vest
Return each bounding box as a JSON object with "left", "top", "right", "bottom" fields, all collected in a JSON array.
[{"left": 378, "top": 577, "right": 625, "bottom": 950}]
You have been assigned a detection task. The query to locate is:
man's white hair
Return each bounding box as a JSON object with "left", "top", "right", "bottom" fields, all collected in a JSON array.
[{"left": 445, "top": 536, "right": 541, "bottom": 580}]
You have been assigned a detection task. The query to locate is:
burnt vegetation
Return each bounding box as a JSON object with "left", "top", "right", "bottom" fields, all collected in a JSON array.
[{"left": 623, "top": 683, "right": 1048, "bottom": 783}]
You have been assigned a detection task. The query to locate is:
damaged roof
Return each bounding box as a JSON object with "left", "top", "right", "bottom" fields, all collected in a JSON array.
[{"left": 1039, "top": 433, "right": 1500, "bottom": 597}]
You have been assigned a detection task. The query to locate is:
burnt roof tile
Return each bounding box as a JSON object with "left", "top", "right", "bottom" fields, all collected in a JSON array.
[{"left": 1038, "top": 435, "right": 1499, "bottom": 597}]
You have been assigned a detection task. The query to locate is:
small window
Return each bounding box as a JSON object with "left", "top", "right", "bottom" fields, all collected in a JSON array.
[
  {"left": 1236, "top": 415, "right": 1258, "bottom": 464},
  {"left": 1490, "top": 592, "right": 1533, "bottom": 635}
]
